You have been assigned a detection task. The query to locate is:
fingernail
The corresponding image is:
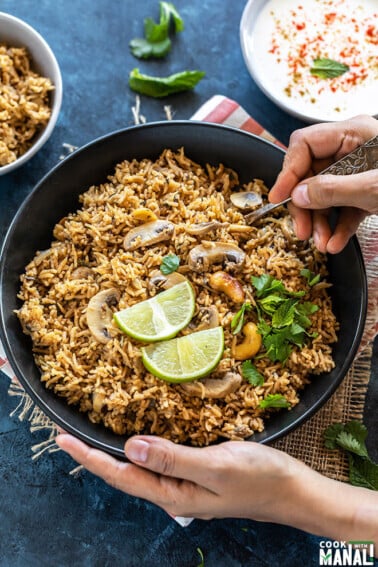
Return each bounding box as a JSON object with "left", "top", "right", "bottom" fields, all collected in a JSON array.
[
  {"left": 127, "top": 439, "right": 149, "bottom": 463},
  {"left": 292, "top": 184, "right": 310, "bottom": 206}
]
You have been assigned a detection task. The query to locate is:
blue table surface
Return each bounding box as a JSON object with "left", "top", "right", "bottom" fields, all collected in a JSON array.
[{"left": 0, "top": 1, "right": 377, "bottom": 566}]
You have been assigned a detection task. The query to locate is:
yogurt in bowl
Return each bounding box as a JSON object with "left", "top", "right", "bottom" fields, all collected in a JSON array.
[{"left": 240, "top": 0, "right": 378, "bottom": 122}]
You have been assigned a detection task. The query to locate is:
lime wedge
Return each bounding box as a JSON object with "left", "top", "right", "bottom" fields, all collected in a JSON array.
[
  {"left": 113, "top": 281, "right": 195, "bottom": 342},
  {"left": 141, "top": 327, "right": 224, "bottom": 383}
]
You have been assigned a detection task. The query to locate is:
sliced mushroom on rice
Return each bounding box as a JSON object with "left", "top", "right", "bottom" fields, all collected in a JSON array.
[
  {"left": 86, "top": 288, "right": 120, "bottom": 343},
  {"left": 149, "top": 269, "right": 188, "bottom": 291},
  {"left": 188, "top": 242, "right": 246, "bottom": 272},
  {"left": 180, "top": 371, "right": 242, "bottom": 398},
  {"left": 230, "top": 191, "right": 263, "bottom": 211},
  {"left": 123, "top": 220, "right": 175, "bottom": 251}
]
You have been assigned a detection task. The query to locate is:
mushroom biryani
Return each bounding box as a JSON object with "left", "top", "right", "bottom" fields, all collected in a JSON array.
[{"left": 17, "top": 148, "right": 339, "bottom": 445}]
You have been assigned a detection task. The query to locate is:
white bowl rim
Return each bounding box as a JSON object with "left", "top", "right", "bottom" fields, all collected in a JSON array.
[{"left": 0, "top": 11, "right": 63, "bottom": 175}]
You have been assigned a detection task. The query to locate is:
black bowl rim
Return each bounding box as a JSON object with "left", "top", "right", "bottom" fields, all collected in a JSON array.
[{"left": 0, "top": 120, "right": 368, "bottom": 455}]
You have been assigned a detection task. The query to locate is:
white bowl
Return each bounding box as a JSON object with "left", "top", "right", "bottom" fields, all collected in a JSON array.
[
  {"left": 240, "top": 0, "right": 378, "bottom": 123},
  {"left": 0, "top": 12, "right": 62, "bottom": 175}
]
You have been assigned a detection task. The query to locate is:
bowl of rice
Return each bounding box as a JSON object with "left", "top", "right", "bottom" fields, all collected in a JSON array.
[
  {"left": 0, "top": 12, "right": 62, "bottom": 175},
  {"left": 0, "top": 121, "right": 367, "bottom": 456}
]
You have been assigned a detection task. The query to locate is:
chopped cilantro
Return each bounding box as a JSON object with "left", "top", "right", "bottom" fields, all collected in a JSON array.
[
  {"left": 324, "top": 421, "right": 378, "bottom": 490},
  {"left": 160, "top": 253, "right": 180, "bottom": 274},
  {"left": 251, "top": 274, "right": 318, "bottom": 363},
  {"left": 259, "top": 394, "right": 291, "bottom": 409},
  {"left": 231, "top": 302, "right": 251, "bottom": 335},
  {"left": 241, "top": 360, "right": 264, "bottom": 386}
]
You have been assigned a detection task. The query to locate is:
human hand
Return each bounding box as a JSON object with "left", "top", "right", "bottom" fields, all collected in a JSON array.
[
  {"left": 56, "top": 433, "right": 306, "bottom": 522},
  {"left": 269, "top": 115, "right": 378, "bottom": 254},
  {"left": 56, "top": 433, "right": 378, "bottom": 546}
]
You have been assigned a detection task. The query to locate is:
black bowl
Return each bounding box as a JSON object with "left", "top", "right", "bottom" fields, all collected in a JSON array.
[{"left": 0, "top": 121, "right": 367, "bottom": 457}]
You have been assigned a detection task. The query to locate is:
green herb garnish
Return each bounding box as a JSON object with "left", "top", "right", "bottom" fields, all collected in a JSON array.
[
  {"left": 129, "top": 68, "right": 205, "bottom": 98},
  {"left": 310, "top": 58, "right": 349, "bottom": 79},
  {"left": 252, "top": 274, "right": 318, "bottom": 363},
  {"left": 241, "top": 360, "right": 264, "bottom": 386},
  {"left": 300, "top": 268, "right": 320, "bottom": 286},
  {"left": 231, "top": 302, "right": 251, "bottom": 335},
  {"left": 324, "top": 421, "right": 378, "bottom": 490},
  {"left": 160, "top": 253, "right": 180, "bottom": 274},
  {"left": 130, "top": 1, "right": 184, "bottom": 59},
  {"left": 197, "top": 547, "right": 205, "bottom": 567},
  {"left": 259, "top": 394, "right": 291, "bottom": 409}
]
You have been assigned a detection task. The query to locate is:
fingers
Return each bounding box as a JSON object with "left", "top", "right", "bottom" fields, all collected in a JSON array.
[
  {"left": 125, "top": 436, "right": 221, "bottom": 489},
  {"left": 269, "top": 115, "right": 378, "bottom": 203},
  {"left": 292, "top": 170, "right": 378, "bottom": 214},
  {"left": 326, "top": 208, "right": 367, "bottom": 254},
  {"left": 56, "top": 433, "right": 217, "bottom": 517}
]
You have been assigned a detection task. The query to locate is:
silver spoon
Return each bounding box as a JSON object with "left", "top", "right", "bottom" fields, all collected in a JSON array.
[{"left": 241, "top": 133, "right": 378, "bottom": 225}]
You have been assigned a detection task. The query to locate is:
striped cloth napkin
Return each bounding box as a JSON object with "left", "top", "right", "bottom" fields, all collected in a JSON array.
[{"left": 1, "top": 94, "right": 377, "bottom": 528}]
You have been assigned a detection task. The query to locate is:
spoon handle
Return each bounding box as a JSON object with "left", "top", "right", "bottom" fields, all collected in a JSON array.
[{"left": 244, "top": 133, "right": 378, "bottom": 224}]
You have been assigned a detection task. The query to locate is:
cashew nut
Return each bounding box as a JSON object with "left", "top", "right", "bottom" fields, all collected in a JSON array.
[
  {"left": 209, "top": 271, "right": 245, "bottom": 303},
  {"left": 232, "top": 322, "right": 262, "bottom": 360},
  {"left": 130, "top": 208, "right": 158, "bottom": 223}
]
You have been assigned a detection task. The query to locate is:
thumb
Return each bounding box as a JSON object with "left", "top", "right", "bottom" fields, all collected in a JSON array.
[
  {"left": 291, "top": 170, "right": 378, "bottom": 214},
  {"left": 125, "top": 435, "right": 216, "bottom": 487}
]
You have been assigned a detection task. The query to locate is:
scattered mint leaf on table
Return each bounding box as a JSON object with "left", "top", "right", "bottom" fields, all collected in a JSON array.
[
  {"left": 310, "top": 58, "right": 350, "bottom": 79},
  {"left": 130, "top": 1, "right": 184, "bottom": 59},
  {"left": 129, "top": 68, "right": 205, "bottom": 97}
]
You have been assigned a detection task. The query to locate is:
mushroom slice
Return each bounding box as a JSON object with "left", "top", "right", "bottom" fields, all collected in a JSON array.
[
  {"left": 180, "top": 371, "right": 242, "bottom": 399},
  {"left": 188, "top": 242, "right": 246, "bottom": 272},
  {"left": 186, "top": 221, "right": 225, "bottom": 236},
  {"left": 230, "top": 191, "right": 263, "bottom": 211},
  {"left": 123, "top": 220, "right": 175, "bottom": 251},
  {"left": 71, "top": 266, "right": 93, "bottom": 279},
  {"left": 149, "top": 269, "right": 187, "bottom": 291},
  {"left": 187, "top": 305, "right": 219, "bottom": 332},
  {"left": 86, "top": 288, "right": 120, "bottom": 343}
]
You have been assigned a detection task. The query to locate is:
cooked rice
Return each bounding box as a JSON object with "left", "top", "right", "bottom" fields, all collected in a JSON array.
[
  {"left": 17, "top": 148, "right": 339, "bottom": 445},
  {"left": 0, "top": 45, "right": 53, "bottom": 166}
]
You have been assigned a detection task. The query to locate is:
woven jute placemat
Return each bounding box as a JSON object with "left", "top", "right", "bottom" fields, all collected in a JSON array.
[{"left": 272, "top": 345, "right": 373, "bottom": 481}]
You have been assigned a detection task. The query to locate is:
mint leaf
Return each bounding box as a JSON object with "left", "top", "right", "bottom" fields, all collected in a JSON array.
[
  {"left": 259, "top": 394, "right": 290, "bottom": 409},
  {"left": 130, "top": 2, "right": 183, "bottom": 60},
  {"left": 264, "top": 332, "right": 292, "bottom": 362},
  {"left": 160, "top": 253, "right": 180, "bottom": 275},
  {"left": 241, "top": 360, "right": 264, "bottom": 386},
  {"left": 129, "top": 37, "right": 171, "bottom": 59},
  {"left": 129, "top": 68, "right": 205, "bottom": 98},
  {"left": 231, "top": 302, "right": 251, "bottom": 335},
  {"left": 310, "top": 58, "right": 349, "bottom": 79},
  {"left": 160, "top": 1, "right": 184, "bottom": 32},
  {"left": 300, "top": 268, "right": 320, "bottom": 286}
]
